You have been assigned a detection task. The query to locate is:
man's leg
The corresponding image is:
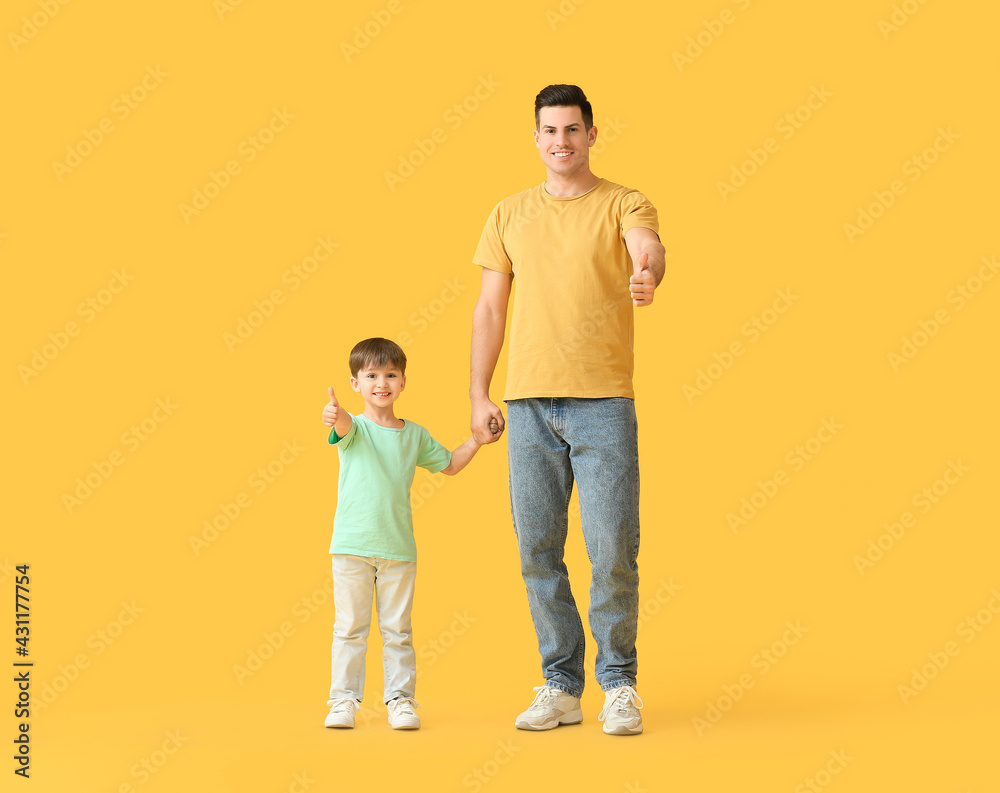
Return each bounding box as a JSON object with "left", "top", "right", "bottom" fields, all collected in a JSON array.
[
  {"left": 564, "top": 398, "right": 640, "bottom": 692},
  {"left": 507, "top": 397, "right": 586, "bottom": 698}
]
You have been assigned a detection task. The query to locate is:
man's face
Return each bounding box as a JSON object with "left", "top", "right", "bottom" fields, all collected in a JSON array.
[
  {"left": 534, "top": 105, "right": 597, "bottom": 177},
  {"left": 351, "top": 364, "right": 405, "bottom": 409}
]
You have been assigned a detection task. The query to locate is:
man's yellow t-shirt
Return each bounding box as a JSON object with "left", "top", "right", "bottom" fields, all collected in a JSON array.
[{"left": 473, "top": 178, "right": 659, "bottom": 401}]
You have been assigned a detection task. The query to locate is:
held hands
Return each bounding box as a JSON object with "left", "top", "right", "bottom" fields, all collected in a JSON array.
[
  {"left": 629, "top": 251, "right": 656, "bottom": 307},
  {"left": 322, "top": 386, "right": 339, "bottom": 427},
  {"left": 471, "top": 399, "right": 505, "bottom": 444}
]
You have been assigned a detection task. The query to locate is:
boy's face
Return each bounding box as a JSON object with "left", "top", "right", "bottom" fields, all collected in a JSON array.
[
  {"left": 350, "top": 364, "right": 405, "bottom": 409},
  {"left": 534, "top": 105, "right": 597, "bottom": 177}
]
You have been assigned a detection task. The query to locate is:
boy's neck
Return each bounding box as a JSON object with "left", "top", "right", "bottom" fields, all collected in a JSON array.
[{"left": 362, "top": 404, "right": 404, "bottom": 428}]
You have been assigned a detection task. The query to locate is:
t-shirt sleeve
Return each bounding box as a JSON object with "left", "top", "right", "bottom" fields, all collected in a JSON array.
[
  {"left": 619, "top": 190, "right": 659, "bottom": 240},
  {"left": 329, "top": 413, "right": 358, "bottom": 450},
  {"left": 472, "top": 202, "right": 513, "bottom": 274},
  {"left": 415, "top": 428, "right": 452, "bottom": 473}
]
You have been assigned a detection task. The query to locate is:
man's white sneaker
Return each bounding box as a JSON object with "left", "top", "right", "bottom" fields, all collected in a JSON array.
[
  {"left": 514, "top": 685, "right": 583, "bottom": 731},
  {"left": 324, "top": 698, "right": 359, "bottom": 729},
  {"left": 599, "top": 686, "right": 644, "bottom": 735},
  {"left": 387, "top": 697, "right": 421, "bottom": 730}
]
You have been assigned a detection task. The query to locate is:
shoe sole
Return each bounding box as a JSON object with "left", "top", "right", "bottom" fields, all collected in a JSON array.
[
  {"left": 514, "top": 709, "right": 584, "bottom": 731},
  {"left": 603, "top": 723, "right": 643, "bottom": 735},
  {"left": 324, "top": 722, "right": 354, "bottom": 729},
  {"left": 390, "top": 722, "right": 420, "bottom": 730}
]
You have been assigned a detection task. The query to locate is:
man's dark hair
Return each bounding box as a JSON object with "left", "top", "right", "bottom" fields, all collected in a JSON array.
[
  {"left": 534, "top": 84, "right": 593, "bottom": 130},
  {"left": 349, "top": 337, "right": 407, "bottom": 378}
]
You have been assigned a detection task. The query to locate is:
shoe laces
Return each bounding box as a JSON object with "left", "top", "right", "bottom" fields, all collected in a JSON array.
[
  {"left": 328, "top": 698, "right": 358, "bottom": 714},
  {"left": 526, "top": 685, "right": 561, "bottom": 712},
  {"left": 388, "top": 697, "right": 419, "bottom": 717},
  {"left": 598, "top": 686, "right": 643, "bottom": 721}
]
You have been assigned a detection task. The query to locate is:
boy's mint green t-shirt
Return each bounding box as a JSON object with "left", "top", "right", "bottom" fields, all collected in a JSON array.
[{"left": 329, "top": 413, "right": 452, "bottom": 562}]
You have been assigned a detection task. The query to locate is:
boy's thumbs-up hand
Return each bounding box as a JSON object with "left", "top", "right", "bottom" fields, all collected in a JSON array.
[
  {"left": 322, "top": 386, "right": 339, "bottom": 427},
  {"left": 629, "top": 251, "right": 655, "bottom": 307}
]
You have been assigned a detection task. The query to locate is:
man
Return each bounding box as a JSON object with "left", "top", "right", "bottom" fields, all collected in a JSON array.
[{"left": 469, "top": 84, "right": 666, "bottom": 735}]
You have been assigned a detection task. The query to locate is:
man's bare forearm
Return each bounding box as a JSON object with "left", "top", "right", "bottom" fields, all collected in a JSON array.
[{"left": 470, "top": 302, "right": 506, "bottom": 401}]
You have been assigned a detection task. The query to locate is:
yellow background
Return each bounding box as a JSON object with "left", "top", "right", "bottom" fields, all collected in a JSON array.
[{"left": 4, "top": 0, "right": 999, "bottom": 790}]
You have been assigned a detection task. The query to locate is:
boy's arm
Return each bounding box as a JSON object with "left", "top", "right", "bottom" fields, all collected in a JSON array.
[
  {"left": 439, "top": 436, "right": 483, "bottom": 476},
  {"left": 322, "top": 386, "right": 353, "bottom": 440}
]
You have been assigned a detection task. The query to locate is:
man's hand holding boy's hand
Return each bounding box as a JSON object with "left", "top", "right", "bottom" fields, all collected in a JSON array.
[
  {"left": 322, "top": 387, "right": 339, "bottom": 427},
  {"left": 471, "top": 398, "right": 505, "bottom": 444}
]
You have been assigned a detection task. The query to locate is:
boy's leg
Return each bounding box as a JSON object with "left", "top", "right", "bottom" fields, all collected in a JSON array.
[
  {"left": 564, "top": 398, "right": 640, "bottom": 692},
  {"left": 506, "top": 397, "right": 586, "bottom": 698},
  {"left": 329, "top": 554, "right": 376, "bottom": 703},
  {"left": 373, "top": 558, "right": 417, "bottom": 702}
]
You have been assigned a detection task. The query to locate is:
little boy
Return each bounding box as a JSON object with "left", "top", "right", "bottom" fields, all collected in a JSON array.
[{"left": 322, "top": 337, "right": 484, "bottom": 730}]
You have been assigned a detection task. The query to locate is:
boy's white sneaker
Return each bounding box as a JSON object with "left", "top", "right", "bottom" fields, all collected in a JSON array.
[
  {"left": 599, "top": 685, "right": 644, "bottom": 735},
  {"left": 514, "top": 685, "right": 583, "bottom": 731},
  {"left": 387, "top": 697, "right": 421, "bottom": 730},
  {"left": 324, "top": 698, "right": 359, "bottom": 729}
]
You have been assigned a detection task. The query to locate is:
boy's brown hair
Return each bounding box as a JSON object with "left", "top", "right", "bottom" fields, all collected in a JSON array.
[{"left": 349, "top": 337, "right": 407, "bottom": 378}]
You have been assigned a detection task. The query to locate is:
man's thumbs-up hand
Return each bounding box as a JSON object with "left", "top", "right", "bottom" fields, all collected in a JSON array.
[
  {"left": 629, "top": 251, "right": 656, "bottom": 307},
  {"left": 322, "top": 386, "right": 339, "bottom": 427}
]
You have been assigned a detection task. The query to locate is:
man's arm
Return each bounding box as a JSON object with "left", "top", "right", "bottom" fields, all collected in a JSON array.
[
  {"left": 440, "top": 436, "right": 483, "bottom": 475},
  {"left": 625, "top": 226, "right": 667, "bottom": 307},
  {"left": 470, "top": 267, "right": 512, "bottom": 443}
]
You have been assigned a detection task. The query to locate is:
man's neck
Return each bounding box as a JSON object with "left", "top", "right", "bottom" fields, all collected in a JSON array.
[{"left": 543, "top": 171, "right": 601, "bottom": 197}]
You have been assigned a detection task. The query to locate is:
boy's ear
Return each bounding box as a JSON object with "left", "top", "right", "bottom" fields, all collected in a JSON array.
[
  {"left": 350, "top": 377, "right": 360, "bottom": 393},
  {"left": 400, "top": 375, "right": 406, "bottom": 391}
]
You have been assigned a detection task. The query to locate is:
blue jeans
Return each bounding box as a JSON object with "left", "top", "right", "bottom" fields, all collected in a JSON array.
[{"left": 506, "top": 397, "right": 640, "bottom": 697}]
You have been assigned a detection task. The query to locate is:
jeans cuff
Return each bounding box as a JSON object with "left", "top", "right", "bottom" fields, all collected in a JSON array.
[
  {"left": 545, "top": 680, "right": 583, "bottom": 698},
  {"left": 599, "top": 679, "right": 637, "bottom": 693}
]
